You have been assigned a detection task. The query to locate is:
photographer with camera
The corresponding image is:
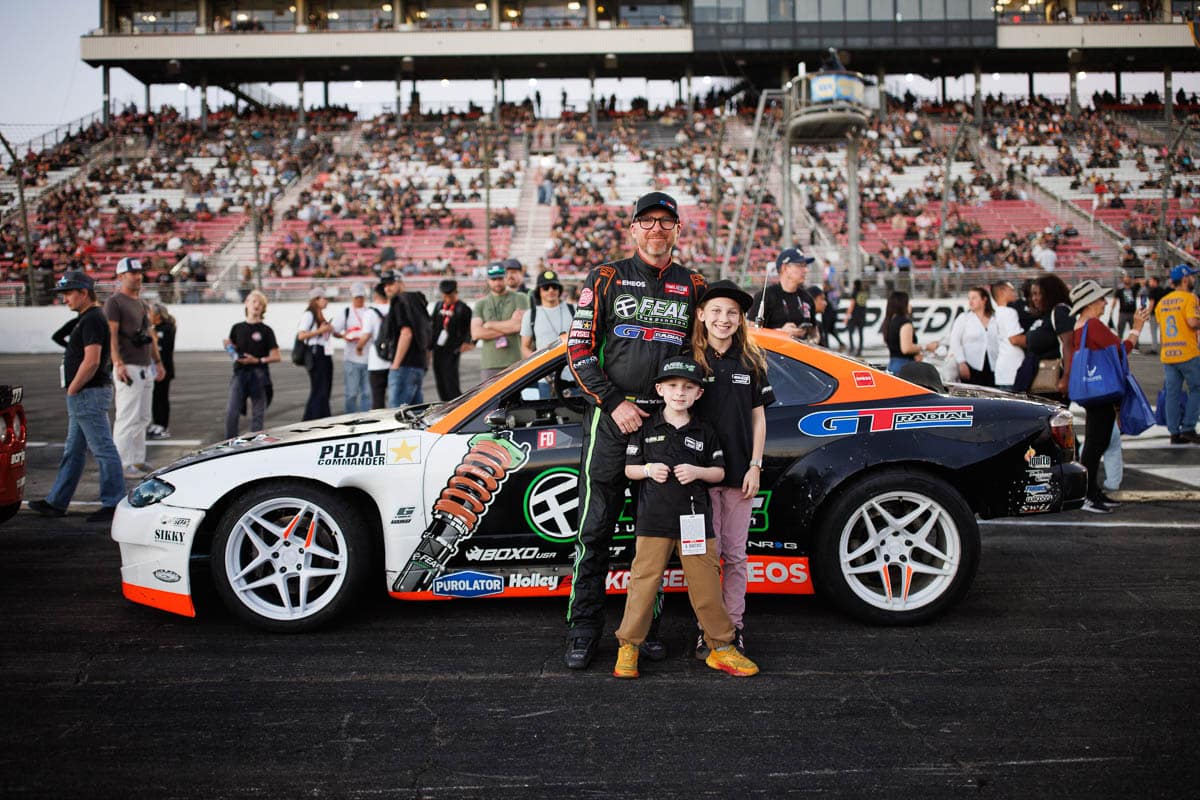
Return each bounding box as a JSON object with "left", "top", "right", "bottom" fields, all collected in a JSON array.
[{"left": 105, "top": 258, "right": 164, "bottom": 477}]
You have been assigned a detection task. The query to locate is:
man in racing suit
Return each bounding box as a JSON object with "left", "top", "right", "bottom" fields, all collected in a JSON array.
[{"left": 564, "top": 191, "right": 707, "bottom": 670}]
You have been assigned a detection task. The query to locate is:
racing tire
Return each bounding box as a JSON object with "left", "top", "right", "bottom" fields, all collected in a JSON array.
[
  {"left": 812, "top": 468, "right": 980, "bottom": 626},
  {"left": 212, "top": 481, "right": 371, "bottom": 633},
  {"left": 0, "top": 502, "right": 18, "bottom": 526}
]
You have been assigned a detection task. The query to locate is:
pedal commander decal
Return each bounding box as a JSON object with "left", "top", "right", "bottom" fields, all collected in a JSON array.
[{"left": 798, "top": 406, "right": 973, "bottom": 437}]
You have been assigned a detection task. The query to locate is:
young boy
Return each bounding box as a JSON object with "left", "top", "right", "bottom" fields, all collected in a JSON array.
[{"left": 612, "top": 356, "right": 760, "bottom": 679}]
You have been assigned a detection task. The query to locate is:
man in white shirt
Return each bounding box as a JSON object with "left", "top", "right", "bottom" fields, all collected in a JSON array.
[
  {"left": 990, "top": 281, "right": 1025, "bottom": 392},
  {"left": 331, "top": 282, "right": 373, "bottom": 414},
  {"left": 361, "top": 284, "right": 392, "bottom": 410}
]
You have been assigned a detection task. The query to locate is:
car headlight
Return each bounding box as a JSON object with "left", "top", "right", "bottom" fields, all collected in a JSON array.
[{"left": 129, "top": 477, "right": 176, "bottom": 508}]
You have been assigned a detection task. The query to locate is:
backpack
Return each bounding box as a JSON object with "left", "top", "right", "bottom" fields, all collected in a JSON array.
[
  {"left": 402, "top": 291, "right": 432, "bottom": 354},
  {"left": 375, "top": 293, "right": 431, "bottom": 362},
  {"left": 374, "top": 303, "right": 398, "bottom": 362}
]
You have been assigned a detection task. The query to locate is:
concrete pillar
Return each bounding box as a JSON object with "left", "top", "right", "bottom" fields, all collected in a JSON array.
[
  {"left": 395, "top": 72, "right": 403, "bottom": 115},
  {"left": 1068, "top": 69, "right": 1079, "bottom": 117},
  {"left": 145, "top": 83, "right": 152, "bottom": 114},
  {"left": 847, "top": 136, "right": 861, "bottom": 283},
  {"left": 588, "top": 68, "right": 597, "bottom": 128},
  {"left": 298, "top": 76, "right": 305, "bottom": 125},
  {"left": 102, "top": 66, "right": 111, "bottom": 127},
  {"left": 491, "top": 0, "right": 500, "bottom": 29},
  {"left": 295, "top": 0, "right": 307, "bottom": 31},
  {"left": 196, "top": 0, "right": 209, "bottom": 33},
  {"left": 588, "top": 0, "right": 597, "bottom": 27},
  {"left": 877, "top": 65, "right": 886, "bottom": 118},
  {"left": 1027, "top": 72, "right": 1035, "bottom": 100},
  {"left": 101, "top": 0, "right": 115, "bottom": 33},
  {"left": 685, "top": 67, "right": 693, "bottom": 113},
  {"left": 1165, "top": 67, "right": 1174, "bottom": 126},
  {"left": 323, "top": 81, "right": 330, "bottom": 108},
  {"left": 493, "top": 71, "right": 501, "bottom": 124},
  {"left": 1115, "top": 71, "right": 1122, "bottom": 104},
  {"left": 973, "top": 62, "right": 982, "bottom": 124},
  {"left": 940, "top": 75, "right": 947, "bottom": 105},
  {"left": 200, "top": 77, "right": 209, "bottom": 133},
  {"left": 394, "top": 1, "right": 403, "bottom": 28}
]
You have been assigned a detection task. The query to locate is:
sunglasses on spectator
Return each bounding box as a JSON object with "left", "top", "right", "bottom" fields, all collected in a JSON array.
[{"left": 633, "top": 217, "right": 678, "bottom": 230}]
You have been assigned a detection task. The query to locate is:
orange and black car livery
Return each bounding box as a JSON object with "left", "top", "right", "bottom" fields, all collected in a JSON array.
[{"left": 110, "top": 331, "right": 1085, "bottom": 632}]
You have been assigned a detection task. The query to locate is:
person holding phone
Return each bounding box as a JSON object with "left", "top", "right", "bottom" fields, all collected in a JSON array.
[{"left": 749, "top": 248, "right": 820, "bottom": 342}]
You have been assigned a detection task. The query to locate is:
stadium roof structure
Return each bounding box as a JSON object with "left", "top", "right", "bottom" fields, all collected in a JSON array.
[{"left": 82, "top": 1, "right": 1200, "bottom": 91}]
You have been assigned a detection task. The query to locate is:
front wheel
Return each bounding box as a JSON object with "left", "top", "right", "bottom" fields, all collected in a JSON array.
[
  {"left": 211, "top": 482, "right": 371, "bottom": 632},
  {"left": 813, "top": 469, "right": 980, "bottom": 625}
]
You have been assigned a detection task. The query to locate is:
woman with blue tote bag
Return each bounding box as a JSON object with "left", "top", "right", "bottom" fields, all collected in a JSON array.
[{"left": 1064, "top": 280, "right": 1150, "bottom": 514}]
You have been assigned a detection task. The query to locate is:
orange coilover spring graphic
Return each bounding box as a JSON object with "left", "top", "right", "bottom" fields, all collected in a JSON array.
[{"left": 393, "top": 433, "right": 530, "bottom": 593}]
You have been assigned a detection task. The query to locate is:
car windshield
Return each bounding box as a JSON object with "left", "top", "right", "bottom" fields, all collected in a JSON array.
[{"left": 419, "top": 358, "right": 538, "bottom": 427}]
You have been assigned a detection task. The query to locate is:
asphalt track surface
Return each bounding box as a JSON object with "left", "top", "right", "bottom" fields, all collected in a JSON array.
[{"left": 3, "top": 350, "right": 1199, "bottom": 799}]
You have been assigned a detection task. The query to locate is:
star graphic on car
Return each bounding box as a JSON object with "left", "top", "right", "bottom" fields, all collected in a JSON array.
[{"left": 390, "top": 439, "right": 418, "bottom": 463}]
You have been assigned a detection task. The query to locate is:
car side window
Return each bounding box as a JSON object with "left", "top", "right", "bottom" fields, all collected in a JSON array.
[
  {"left": 765, "top": 350, "right": 837, "bottom": 407},
  {"left": 460, "top": 357, "right": 585, "bottom": 432}
]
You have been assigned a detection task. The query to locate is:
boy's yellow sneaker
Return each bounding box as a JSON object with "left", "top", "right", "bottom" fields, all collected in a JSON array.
[
  {"left": 706, "top": 645, "right": 759, "bottom": 677},
  {"left": 612, "top": 643, "right": 640, "bottom": 679}
]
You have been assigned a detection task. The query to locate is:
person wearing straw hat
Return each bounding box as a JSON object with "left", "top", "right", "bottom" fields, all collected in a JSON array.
[{"left": 1063, "top": 279, "right": 1149, "bottom": 514}]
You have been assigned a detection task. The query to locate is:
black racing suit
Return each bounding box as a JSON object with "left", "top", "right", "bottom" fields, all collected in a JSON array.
[{"left": 565, "top": 253, "right": 707, "bottom": 636}]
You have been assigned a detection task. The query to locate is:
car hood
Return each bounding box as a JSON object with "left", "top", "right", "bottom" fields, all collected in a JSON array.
[{"left": 154, "top": 405, "right": 436, "bottom": 474}]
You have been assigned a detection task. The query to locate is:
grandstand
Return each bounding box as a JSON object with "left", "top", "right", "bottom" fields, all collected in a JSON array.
[{"left": 2, "top": 1, "right": 1199, "bottom": 305}]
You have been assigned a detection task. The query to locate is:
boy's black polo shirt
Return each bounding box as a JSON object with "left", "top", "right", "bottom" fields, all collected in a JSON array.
[
  {"left": 695, "top": 343, "right": 776, "bottom": 487},
  {"left": 626, "top": 410, "right": 725, "bottom": 538}
]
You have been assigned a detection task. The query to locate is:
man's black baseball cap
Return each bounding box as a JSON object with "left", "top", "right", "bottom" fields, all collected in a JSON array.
[
  {"left": 438, "top": 279, "right": 458, "bottom": 294},
  {"left": 633, "top": 191, "right": 679, "bottom": 220}
]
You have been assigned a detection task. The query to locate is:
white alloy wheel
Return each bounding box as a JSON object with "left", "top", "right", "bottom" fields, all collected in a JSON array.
[
  {"left": 814, "top": 469, "right": 980, "bottom": 625},
  {"left": 838, "top": 490, "right": 962, "bottom": 613},
  {"left": 212, "top": 483, "right": 370, "bottom": 632}
]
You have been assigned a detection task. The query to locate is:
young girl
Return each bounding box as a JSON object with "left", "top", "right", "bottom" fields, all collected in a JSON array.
[{"left": 691, "top": 280, "right": 776, "bottom": 657}]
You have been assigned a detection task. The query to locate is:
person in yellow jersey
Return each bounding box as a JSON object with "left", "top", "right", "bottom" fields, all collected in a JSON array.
[{"left": 1155, "top": 265, "right": 1200, "bottom": 445}]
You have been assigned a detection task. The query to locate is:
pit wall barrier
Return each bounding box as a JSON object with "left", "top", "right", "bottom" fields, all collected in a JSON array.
[{"left": 3, "top": 297, "right": 1027, "bottom": 354}]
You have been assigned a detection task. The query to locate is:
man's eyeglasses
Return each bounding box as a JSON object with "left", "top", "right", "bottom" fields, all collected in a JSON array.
[{"left": 633, "top": 217, "right": 678, "bottom": 231}]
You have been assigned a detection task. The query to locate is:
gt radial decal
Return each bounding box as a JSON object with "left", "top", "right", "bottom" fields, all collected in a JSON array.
[
  {"left": 612, "top": 324, "right": 686, "bottom": 345},
  {"left": 798, "top": 405, "right": 974, "bottom": 437},
  {"left": 392, "top": 432, "right": 531, "bottom": 593}
]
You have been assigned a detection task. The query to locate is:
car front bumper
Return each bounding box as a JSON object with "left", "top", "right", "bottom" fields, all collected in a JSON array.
[{"left": 111, "top": 498, "right": 207, "bottom": 618}]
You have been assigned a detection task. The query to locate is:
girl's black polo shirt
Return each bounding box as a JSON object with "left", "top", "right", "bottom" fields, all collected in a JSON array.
[
  {"left": 694, "top": 343, "right": 775, "bottom": 487},
  {"left": 626, "top": 410, "right": 724, "bottom": 538}
]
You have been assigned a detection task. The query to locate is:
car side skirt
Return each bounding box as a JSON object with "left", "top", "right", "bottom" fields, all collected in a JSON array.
[{"left": 387, "top": 555, "right": 815, "bottom": 600}]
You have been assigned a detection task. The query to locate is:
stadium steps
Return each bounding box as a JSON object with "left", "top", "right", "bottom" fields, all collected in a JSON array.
[{"left": 509, "top": 173, "right": 551, "bottom": 268}]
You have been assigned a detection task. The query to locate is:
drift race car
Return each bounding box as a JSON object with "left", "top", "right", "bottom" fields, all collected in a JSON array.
[
  {"left": 1, "top": 385, "right": 27, "bottom": 526},
  {"left": 113, "top": 330, "right": 1085, "bottom": 632}
]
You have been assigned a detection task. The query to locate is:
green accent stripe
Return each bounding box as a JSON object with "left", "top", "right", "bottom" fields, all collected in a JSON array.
[{"left": 566, "top": 407, "right": 603, "bottom": 622}]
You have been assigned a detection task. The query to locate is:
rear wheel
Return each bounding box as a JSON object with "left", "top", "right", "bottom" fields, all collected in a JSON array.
[
  {"left": 813, "top": 469, "right": 980, "bottom": 625},
  {"left": 211, "top": 482, "right": 371, "bottom": 632}
]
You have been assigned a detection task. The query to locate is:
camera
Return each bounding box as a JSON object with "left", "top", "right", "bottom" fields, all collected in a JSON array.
[{"left": 129, "top": 330, "right": 153, "bottom": 347}]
